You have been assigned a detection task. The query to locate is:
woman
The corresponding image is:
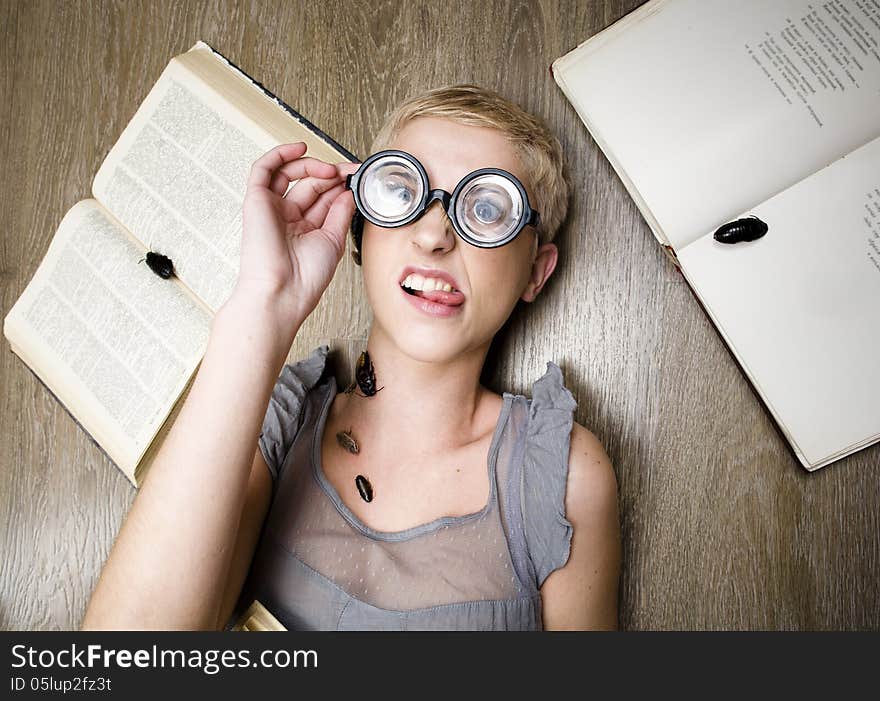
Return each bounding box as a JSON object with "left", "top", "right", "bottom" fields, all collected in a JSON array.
[{"left": 82, "top": 85, "right": 620, "bottom": 631}]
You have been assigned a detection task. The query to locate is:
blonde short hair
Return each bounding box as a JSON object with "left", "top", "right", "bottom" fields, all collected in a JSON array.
[{"left": 364, "top": 84, "right": 570, "bottom": 249}]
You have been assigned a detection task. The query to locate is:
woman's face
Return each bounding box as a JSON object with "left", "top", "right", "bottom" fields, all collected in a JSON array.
[{"left": 360, "top": 116, "right": 557, "bottom": 364}]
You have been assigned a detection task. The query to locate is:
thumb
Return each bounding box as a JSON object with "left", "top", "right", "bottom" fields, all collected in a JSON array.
[{"left": 321, "top": 190, "right": 357, "bottom": 254}]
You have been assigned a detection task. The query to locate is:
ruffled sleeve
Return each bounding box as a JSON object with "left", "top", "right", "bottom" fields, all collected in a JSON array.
[
  {"left": 521, "top": 361, "right": 578, "bottom": 589},
  {"left": 258, "top": 344, "right": 330, "bottom": 482}
]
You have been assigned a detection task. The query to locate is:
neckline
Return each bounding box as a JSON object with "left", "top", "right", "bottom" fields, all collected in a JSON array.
[{"left": 310, "top": 382, "right": 514, "bottom": 543}]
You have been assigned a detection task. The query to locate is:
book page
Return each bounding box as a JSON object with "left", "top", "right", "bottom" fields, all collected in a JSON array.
[
  {"left": 176, "top": 42, "right": 356, "bottom": 164},
  {"left": 93, "top": 45, "right": 355, "bottom": 314},
  {"left": 3, "top": 200, "right": 211, "bottom": 477},
  {"left": 676, "top": 135, "right": 880, "bottom": 469},
  {"left": 92, "top": 58, "right": 275, "bottom": 313},
  {"left": 552, "top": 0, "right": 880, "bottom": 250}
]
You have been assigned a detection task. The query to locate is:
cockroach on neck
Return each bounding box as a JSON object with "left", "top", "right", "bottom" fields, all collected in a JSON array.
[{"left": 353, "top": 350, "right": 384, "bottom": 397}]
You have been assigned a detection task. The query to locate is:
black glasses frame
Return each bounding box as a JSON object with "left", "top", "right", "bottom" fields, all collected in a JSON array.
[{"left": 345, "top": 149, "right": 540, "bottom": 250}]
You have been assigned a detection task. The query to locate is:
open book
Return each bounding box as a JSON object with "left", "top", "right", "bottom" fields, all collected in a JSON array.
[
  {"left": 551, "top": 0, "right": 880, "bottom": 470},
  {"left": 3, "top": 41, "right": 355, "bottom": 487}
]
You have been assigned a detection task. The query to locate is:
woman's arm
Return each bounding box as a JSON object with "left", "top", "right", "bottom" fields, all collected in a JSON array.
[
  {"left": 539, "top": 423, "right": 622, "bottom": 630},
  {"left": 213, "top": 449, "right": 273, "bottom": 630},
  {"left": 80, "top": 291, "right": 300, "bottom": 630},
  {"left": 81, "top": 143, "right": 358, "bottom": 630}
]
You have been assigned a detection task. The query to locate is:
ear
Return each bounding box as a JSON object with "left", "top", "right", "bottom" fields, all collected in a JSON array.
[{"left": 521, "top": 242, "right": 558, "bottom": 303}]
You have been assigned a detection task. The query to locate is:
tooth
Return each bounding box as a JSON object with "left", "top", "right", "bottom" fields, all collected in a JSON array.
[
  {"left": 401, "top": 274, "right": 412, "bottom": 288},
  {"left": 410, "top": 274, "right": 424, "bottom": 290},
  {"left": 442, "top": 283, "right": 452, "bottom": 292},
  {"left": 423, "top": 278, "right": 437, "bottom": 291}
]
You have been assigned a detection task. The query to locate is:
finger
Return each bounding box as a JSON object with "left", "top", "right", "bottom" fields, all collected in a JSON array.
[
  {"left": 274, "top": 158, "right": 358, "bottom": 190},
  {"left": 282, "top": 171, "right": 345, "bottom": 214},
  {"left": 275, "top": 156, "right": 338, "bottom": 186},
  {"left": 269, "top": 169, "right": 299, "bottom": 198},
  {"left": 335, "top": 161, "right": 362, "bottom": 178},
  {"left": 267, "top": 157, "right": 341, "bottom": 199},
  {"left": 320, "top": 189, "right": 357, "bottom": 245},
  {"left": 246, "top": 142, "right": 308, "bottom": 191},
  {"left": 247, "top": 145, "right": 338, "bottom": 195},
  {"left": 289, "top": 181, "right": 347, "bottom": 231}
]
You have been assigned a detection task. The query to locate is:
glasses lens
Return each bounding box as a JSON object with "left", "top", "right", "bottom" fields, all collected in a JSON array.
[
  {"left": 359, "top": 156, "right": 423, "bottom": 224},
  {"left": 455, "top": 174, "right": 523, "bottom": 244}
]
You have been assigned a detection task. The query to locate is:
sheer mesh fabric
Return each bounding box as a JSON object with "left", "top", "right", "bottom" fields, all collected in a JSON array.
[
  {"left": 232, "top": 345, "right": 576, "bottom": 631},
  {"left": 260, "top": 380, "right": 527, "bottom": 612}
]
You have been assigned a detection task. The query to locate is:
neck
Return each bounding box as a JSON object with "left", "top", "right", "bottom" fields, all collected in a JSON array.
[{"left": 337, "top": 325, "right": 493, "bottom": 455}]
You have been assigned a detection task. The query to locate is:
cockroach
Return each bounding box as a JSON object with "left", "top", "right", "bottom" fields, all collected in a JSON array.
[
  {"left": 354, "top": 350, "right": 384, "bottom": 397},
  {"left": 336, "top": 427, "right": 360, "bottom": 454},
  {"left": 138, "top": 251, "right": 175, "bottom": 279},
  {"left": 355, "top": 474, "right": 373, "bottom": 502},
  {"left": 713, "top": 215, "right": 768, "bottom": 244}
]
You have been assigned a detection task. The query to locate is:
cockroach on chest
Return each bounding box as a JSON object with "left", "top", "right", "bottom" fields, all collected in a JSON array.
[
  {"left": 336, "top": 427, "right": 360, "bottom": 454},
  {"left": 354, "top": 350, "right": 384, "bottom": 397},
  {"left": 713, "top": 215, "right": 768, "bottom": 244},
  {"left": 138, "top": 251, "right": 175, "bottom": 279},
  {"left": 355, "top": 474, "right": 373, "bottom": 502}
]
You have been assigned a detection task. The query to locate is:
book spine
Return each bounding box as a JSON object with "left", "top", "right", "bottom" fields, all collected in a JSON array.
[{"left": 201, "top": 43, "right": 359, "bottom": 163}]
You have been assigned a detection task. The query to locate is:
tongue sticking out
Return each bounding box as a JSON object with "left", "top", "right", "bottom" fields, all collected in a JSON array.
[{"left": 413, "top": 288, "right": 465, "bottom": 306}]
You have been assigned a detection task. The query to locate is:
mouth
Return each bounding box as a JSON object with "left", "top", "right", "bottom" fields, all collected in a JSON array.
[
  {"left": 398, "top": 272, "right": 465, "bottom": 317},
  {"left": 399, "top": 272, "right": 466, "bottom": 307}
]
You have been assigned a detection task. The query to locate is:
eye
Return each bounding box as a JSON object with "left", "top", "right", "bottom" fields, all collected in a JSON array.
[
  {"left": 456, "top": 174, "right": 522, "bottom": 243},
  {"left": 360, "top": 157, "right": 423, "bottom": 222},
  {"left": 384, "top": 177, "right": 414, "bottom": 203},
  {"left": 473, "top": 199, "right": 502, "bottom": 224}
]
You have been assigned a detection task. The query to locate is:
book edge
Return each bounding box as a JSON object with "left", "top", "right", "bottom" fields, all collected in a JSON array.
[
  {"left": 196, "top": 41, "right": 358, "bottom": 163},
  {"left": 676, "top": 259, "right": 879, "bottom": 472},
  {"left": 550, "top": 0, "right": 670, "bottom": 74},
  {"left": 7, "top": 346, "right": 138, "bottom": 488},
  {"left": 551, "top": 46, "right": 672, "bottom": 249}
]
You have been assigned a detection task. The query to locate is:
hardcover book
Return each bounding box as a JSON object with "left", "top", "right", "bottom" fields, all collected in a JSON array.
[
  {"left": 551, "top": 0, "right": 880, "bottom": 470},
  {"left": 3, "top": 41, "right": 355, "bottom": 486}
]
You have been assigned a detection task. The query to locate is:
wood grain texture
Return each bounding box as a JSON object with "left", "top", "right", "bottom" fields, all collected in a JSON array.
[{"left": 1, "top": 0, "right": 877, "bottom": 631}]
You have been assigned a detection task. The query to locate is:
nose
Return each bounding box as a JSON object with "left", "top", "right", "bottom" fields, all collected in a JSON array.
[{"left": 409, "top": 200, "right": 456, "bottom": 254}]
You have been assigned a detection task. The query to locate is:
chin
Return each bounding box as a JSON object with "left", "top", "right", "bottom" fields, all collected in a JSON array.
[{"left": 391, "top": 330, "right": 469, "bottom": 364}]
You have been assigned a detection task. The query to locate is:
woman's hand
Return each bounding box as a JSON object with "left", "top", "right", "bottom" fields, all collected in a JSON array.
[{"left": 234, "top": 142, "right": 359, "bottom": 327}]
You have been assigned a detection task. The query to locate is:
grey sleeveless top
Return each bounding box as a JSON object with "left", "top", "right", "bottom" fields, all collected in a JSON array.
[{"left": 232, "top": 345, "right": 577, "bottom": 631}]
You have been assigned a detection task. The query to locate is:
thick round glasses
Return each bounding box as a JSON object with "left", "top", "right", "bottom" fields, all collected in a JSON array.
[{"left": 345, "top": 149, "right": 540, "bottom": 249}]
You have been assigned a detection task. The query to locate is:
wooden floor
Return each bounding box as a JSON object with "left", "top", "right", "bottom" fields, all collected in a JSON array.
[{"left": 1, "top": 0, "right": 878, "bottom": 631}]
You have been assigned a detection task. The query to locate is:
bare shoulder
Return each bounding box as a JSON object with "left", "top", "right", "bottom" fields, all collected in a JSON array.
[
  {"left": 565, "top": 422, "right": 619, "bottom": 513},
  {"left": 539, "top": 421, "right": 621, "bottom": 630}
]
